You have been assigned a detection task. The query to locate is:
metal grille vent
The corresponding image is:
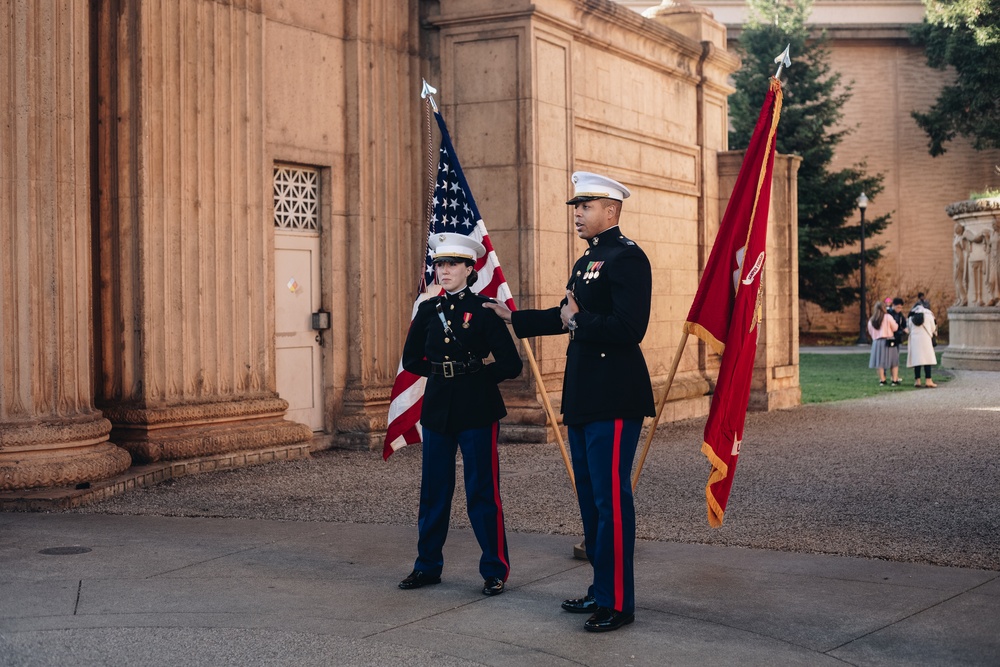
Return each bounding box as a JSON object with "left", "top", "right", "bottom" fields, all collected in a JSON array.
[{"left": 273, "top": 165, "right": 319, "bottom": 231}]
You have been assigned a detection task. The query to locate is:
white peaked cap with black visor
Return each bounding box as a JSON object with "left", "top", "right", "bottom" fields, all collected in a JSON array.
[
  {"left": 429, "top": 232, "right": 486, "bottom": 264},
  {"left": 566, "top": 171, "right": 631, "bottom": 205}
]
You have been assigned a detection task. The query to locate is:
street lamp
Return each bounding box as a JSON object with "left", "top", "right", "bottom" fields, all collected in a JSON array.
[{"left": 856, "top": 193, "right": 869, "bottom": 345}]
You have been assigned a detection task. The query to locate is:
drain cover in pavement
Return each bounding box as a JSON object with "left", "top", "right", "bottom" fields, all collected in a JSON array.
[{"left": 38, "top": 546, "right": 92, "bottom": 555}]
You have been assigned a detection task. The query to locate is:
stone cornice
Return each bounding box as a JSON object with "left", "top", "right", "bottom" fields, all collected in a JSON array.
[
  {"left": 946, "top": 198, "right": 1000, "bottom": 217},
  {"left": 431, "top": 0, "right": 717, "bottom": 66}
]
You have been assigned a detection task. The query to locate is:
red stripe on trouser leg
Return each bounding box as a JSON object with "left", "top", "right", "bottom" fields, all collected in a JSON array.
[
  {"left": 612, "top": 419, "right": 624, "bottom": 611},
  {"left": 491, "top": 421, "right": 509, "bottom": 578}
]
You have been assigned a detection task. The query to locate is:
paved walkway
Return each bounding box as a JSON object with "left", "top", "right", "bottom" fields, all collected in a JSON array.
[
  {"left": 2, "top": 509, "right": 998, "bottom": 665},
  {"left": 2, "top": 362, "right": 998, "bottom": 666},
  {"left": 2, "top": 513, "right": 999, "bottom": 666}
]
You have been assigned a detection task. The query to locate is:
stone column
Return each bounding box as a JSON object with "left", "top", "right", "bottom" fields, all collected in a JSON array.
[
  {"left": 756, "top": 154, "right": 802, "bottom": 410},
  {"left": 716, "top": 151, "right": 803, "bottom": 411},
  {"left": 333, "top": 3, "right": 429, "bottom": 449},
  {"left": 93, "top": 0, "right": 310, "bottom": 463},
  {"left": 0, "top": 1, "right": 131, "bottom": 490}
]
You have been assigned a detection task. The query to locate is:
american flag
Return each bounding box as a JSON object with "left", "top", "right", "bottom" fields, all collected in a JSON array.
[{"left": 383, "top": 111, "right": 516, "bottom": 459}]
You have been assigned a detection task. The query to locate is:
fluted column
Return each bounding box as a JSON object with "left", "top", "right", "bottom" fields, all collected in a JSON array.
[
  {"left": 334, "top": 2, "right": 424, "bottom": 449},
  {"left": 0, "top": 0, "right": 131, "bottom": 490},
  {"left": 93, "top": 0, "right": 309, "bottom": 462}
]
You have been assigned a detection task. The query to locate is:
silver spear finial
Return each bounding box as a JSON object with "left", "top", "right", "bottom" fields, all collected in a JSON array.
[
  {"left": 421, "top": 79, "right": 438, "bottom": 112},
  {"left": 773, "top": 44, "right": 791, "bottom": 80}
]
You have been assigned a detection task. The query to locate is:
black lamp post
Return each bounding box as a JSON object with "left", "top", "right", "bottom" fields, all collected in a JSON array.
[{"left": 856, "top": 193, "right": 869, "bottom": 345}]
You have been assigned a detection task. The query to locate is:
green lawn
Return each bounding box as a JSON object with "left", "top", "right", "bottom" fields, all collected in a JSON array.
[{"left": 799, "top": 352, "right": 951, "bottom": 404}]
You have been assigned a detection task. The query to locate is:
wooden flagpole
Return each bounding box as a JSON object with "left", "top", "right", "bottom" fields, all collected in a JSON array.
[
  {"left": 632, "top": 332, "right": 688, "bottom": 490},
  {"left": 520, "top": 339, "right": 575, "bottom": 488}
]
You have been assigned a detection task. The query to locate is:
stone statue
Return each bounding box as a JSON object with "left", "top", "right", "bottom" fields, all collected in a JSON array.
[
  {"left": 969, "top": 227, "right": 990, "bottom": 306},
  {"left": 987, "top": 219, "right": 1000, "bottom": 306},
  {"left": 953, "top": 223, "right": 970, "bottom": 306}
]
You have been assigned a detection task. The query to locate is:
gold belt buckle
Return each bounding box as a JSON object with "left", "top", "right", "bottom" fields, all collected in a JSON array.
[{"left": 442, "top": 361, "right": 455, "bottom": 378}]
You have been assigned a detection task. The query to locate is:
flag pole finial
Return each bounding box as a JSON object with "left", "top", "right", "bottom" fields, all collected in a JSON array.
[
  {"left": 421, "top": 79, "right": 438, "bottom": 112},
  {"left": 773, "top": 44, "right": 791, "bottom": 81}
]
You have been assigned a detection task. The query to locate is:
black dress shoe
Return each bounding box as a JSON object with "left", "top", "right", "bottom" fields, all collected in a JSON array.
[
  {"left": 398, "top": 570, "right": 441, "bottom": 590},
  {"left": 561, "top": 594, "right": 598, "bottom": 614},
  {"left": 584, "top": 607, "right": 635, "bottom": 632},
  {"left": 482, "top": 577, "right": 505, "bottom": 596}
]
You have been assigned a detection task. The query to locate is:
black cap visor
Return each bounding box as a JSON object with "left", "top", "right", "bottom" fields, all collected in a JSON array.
[{"left": 566, "top": 195, "right": 605, "bottom": 205}]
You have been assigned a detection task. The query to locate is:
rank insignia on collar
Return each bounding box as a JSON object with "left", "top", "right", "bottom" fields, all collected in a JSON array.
[{"left": 462, "top": 312, "right": 472, "bottom": 329}]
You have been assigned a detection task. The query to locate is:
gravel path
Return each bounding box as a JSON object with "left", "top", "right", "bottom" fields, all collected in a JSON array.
[{"left": 70, "top": 370, "right": 1000, "bottom": 571}]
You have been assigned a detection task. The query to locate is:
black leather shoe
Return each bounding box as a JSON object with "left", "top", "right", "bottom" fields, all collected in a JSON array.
[
  {"left": 584, "top": 607, "right": 635, "bottom": 632},
  {"left": 482, "top": 577, "right": 505, "bottom": 596},
  {"left": 398, "top": 570, "right": 441, "bottom": 590},
  {"left": 561, "top": 594, "right": 598, "bottom": 614}
]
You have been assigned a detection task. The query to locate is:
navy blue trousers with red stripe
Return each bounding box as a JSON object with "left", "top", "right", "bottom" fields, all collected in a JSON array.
[
  {"left": 568, "top": 418, "right": 641, "bottom": 614},
  {"left": 414, "top": 423, "right": 510, "bottom": 581}
]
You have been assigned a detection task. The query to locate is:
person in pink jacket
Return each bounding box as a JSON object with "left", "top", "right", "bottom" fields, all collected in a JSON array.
[{"left": 867, "top": 301, "right": 900, "bottom": 386}]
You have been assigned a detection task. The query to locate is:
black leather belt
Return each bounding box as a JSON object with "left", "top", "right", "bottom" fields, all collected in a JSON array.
[{"left": 430, "top": 360, "right": 482, "bottom": 378}]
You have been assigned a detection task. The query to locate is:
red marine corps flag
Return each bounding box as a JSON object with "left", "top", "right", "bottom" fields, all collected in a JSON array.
[{"left": 684, "top": 77, "right": 783, "bottom": 527}]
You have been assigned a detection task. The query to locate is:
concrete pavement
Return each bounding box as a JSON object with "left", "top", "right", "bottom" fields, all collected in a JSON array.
[
  {"left": 2, "top": 512, "right": 998, "bottom": 666},
  {"left": 3, "top": 358, "right": 999, "bottom": 666}
]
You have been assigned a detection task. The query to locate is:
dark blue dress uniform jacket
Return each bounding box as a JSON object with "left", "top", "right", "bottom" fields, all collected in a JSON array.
[
  {"left": 511, "top": 226, "right": 655, "bottom": 426},
  {"left": 402, "top": 288, "right": 523, "bottom": 434}
]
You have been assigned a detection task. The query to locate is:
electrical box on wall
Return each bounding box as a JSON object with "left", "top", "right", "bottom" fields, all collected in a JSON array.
[{"left": 311, "top": 310, "right": 330, "bottom": 330}]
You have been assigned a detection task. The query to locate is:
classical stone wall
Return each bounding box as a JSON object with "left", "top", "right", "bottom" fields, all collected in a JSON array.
[
  {"left": 92, "top": 0, "right": 310, "bottom": 463},
  {"left": 259, "top": 2, "right": 425, "bottom": 449},
  {"left": 423, "top": 0, "right": 799, "bottom": 431},
  {"left": 3, "top": 0, "right": 804, "bottom": 497},
  {"left": 0, "top": 1, "right": 131, "bottom": 490}
]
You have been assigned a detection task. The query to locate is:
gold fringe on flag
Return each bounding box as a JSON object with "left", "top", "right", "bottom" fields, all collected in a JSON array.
[{"left": 702, "top": 78, "right": 783, "bottom": 529}]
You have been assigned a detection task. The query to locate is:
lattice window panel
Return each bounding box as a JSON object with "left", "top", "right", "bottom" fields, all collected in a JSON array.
[{"left": 273, "top": 165, "right": 319, "bottom": 231}]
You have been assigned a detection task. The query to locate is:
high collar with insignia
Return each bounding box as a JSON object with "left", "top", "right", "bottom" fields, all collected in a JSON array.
[{"left": 589, "top": 226, "right": 621, "bottom": 248}]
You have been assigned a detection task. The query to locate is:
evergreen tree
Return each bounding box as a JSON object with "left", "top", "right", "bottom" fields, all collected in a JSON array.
[
  {"left": 729, "top": 0, "right": 890, "bottom": 312},
  {"left": 910, "top": 0, "right": 1000, "bottom": 156}
]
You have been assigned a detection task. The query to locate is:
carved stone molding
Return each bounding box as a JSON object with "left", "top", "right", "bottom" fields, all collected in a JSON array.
[
  {"left": 0, "top": 414, "right": 131, "bottom": 492},
  {"left": 102, "top": 397, "right": 290, "bottom": 428},
  {"left": 334, "top": 405, "right": 391, "bottom": 451},
  {"left": 340, "top": 383, "right": 394, "bottom": 405},
  {"left": 105, "top": 397, "right": 311, "bottom": 464},
  {"left": 0, "top": 412, "right": 112, "bottom": 449},
  {"left": 0, "top": 443, "right": 131, "bottom": 493},
  {"left": 333, "top": 380, "right": 396, "bottom": 450},
  {"left": 946, "top": 198, "right": 1000, "bottom": 218},
  {"left": 114, "top": 418, "right": 312, "bottom": 464}
]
